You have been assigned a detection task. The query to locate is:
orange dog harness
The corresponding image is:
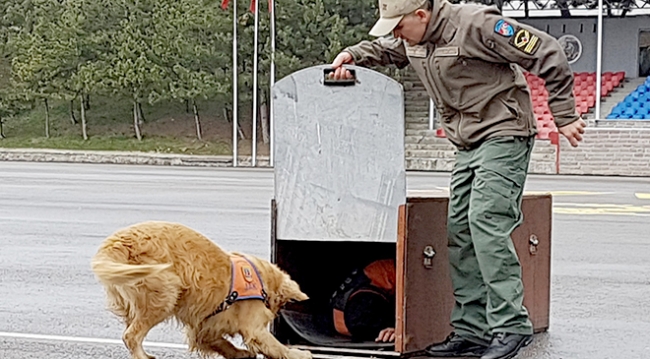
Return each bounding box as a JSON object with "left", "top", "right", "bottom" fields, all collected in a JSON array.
[
  {"left": 204, "top": 254, "right": 268, "bottom": 320},
  {"left": 230, "top": 255, "right": 267, "bottom": 300}
]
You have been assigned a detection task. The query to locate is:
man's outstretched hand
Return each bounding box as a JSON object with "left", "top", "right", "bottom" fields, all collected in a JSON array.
[{"left": 329, "top": 52, "right": 355, "bottom": 80}]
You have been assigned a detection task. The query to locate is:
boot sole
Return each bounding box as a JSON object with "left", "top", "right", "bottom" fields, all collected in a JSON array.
[
  {"left": 485, "top": 335, "right": 533, "bottom": 359},
  {"left": 424, "top": 348, "right": 486, "bottom": 358}
]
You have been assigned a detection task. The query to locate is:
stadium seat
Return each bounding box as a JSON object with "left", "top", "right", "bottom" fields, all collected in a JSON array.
[
  {"left": 587, "top": 84, "right": 595, "bottom": 94},
  {"left": 587, "top": 96, "right": 595, "bottom": 107},
  {"left": 579, "top": 102, "right": 589, "bottom": 115},
  {"left": 624, "top": 108, "right": 636, "bottom": 117},
  {"left": 614, "top": 71, "right": 626, "bottom": 81},
  {"left": 577, "top": 72, "right": 589, "bottom": 82},
  {"left": 537, "top": 127, "right": 553, "bottom": 140}
]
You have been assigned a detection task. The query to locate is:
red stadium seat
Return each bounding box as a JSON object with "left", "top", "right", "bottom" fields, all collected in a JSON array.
[
  {"left": 540, "top": 113, "right": 554, "bottom": 124},
  {"left": 601, "top": 84, "right": 609, "bottom": 97},
  {"left": 587, "top": 96, "right": 595, "bottom": 107}
]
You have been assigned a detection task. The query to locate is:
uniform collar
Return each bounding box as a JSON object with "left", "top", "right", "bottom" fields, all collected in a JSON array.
[{"left": 420, "top": 0, "right": 452, "bottom": 44}]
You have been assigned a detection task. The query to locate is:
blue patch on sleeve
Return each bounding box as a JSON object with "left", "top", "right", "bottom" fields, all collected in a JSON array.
[{"left": 495, "top": 19, "right": 515, "bottom": 37}]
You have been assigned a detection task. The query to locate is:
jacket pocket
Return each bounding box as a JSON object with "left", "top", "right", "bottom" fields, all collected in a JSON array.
[{"left": 480, "top": 95, "right": 520, "bottom": 122}]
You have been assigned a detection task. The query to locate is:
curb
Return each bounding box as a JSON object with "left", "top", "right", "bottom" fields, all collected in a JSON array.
[{"left": 0, "top": 148, "right": 271, "bottom": 167}]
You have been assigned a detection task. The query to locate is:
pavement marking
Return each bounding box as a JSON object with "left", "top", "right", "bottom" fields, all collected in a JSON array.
[
  {"left": 0, "top": 331, "right": 188, "bottom": 349},
  {"left": 553, "top": 203, "right": 650, "bottom": 216},
  {"left": 635, "top": 193, "right": 650, "bottom": 199},
  {"left": 409, "top": 189, "right": 613, "bottom": 197},
  {"left": 407, "top": 189, "right": 447, "bottom": 195},
  {"left": 525, "top": 191, "right": 613, "bottom": 196}
]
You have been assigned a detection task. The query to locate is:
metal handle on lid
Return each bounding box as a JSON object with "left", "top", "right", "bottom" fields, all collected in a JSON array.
[{"left": 323, "top": 68, "right": 356, "bottom": 86}]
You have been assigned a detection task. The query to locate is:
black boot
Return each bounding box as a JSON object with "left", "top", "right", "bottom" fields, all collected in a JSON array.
[
  {"left": 425, "top": 332, "right": 488, "bottom": 357},
  {"left": 480, "top": 332, "right": 533, "bottom": 359}
]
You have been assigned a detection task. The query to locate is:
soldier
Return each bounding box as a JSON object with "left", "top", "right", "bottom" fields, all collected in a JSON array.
[
  {"left": 328, "top": 0, "right": 586, "bottom": 358},
  {"left": 330, "top": 259, "right": 396, "bottom": 343}
]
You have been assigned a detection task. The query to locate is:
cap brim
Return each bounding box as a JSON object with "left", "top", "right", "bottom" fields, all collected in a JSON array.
[{"left": 368, "top": 15, "right": 404, "bottom": 37}]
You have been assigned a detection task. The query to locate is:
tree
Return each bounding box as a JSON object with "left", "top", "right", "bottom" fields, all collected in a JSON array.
[
  {"left": 148, "top": 0, "right": 231, "bottom": 140},
  {"left": 9, "top": 0, "right": 69, "bottom": 138},
  {"left": 0, "top": 85, "right": 33, "bottom": 138},
  {"left": 96, "top": 0, "right": 168, "bottom": 141}
]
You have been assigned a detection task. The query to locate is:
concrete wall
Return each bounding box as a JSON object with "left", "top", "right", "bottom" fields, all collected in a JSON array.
[{"left": 523, "top": 16, "right": 650, "bottom": 77}]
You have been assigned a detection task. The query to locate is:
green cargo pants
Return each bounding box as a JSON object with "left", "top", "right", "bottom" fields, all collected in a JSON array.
[{"left": 447, "top": 135, "right": 535, "bottom": 344}]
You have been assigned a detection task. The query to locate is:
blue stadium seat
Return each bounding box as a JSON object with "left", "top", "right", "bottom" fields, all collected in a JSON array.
[
  {"left": 638, "top": 109, "right": 648, "bottom": 117},
  {"left": 623, "top": 108, "right": 636, "bottom": 117},
  {"left": 607, "top": 76, "right": 650, "bottom": 120}
]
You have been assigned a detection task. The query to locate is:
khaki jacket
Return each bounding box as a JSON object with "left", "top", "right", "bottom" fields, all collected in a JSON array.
[{"left": 344, "top": 0, "right": 579, "bottom": 149}]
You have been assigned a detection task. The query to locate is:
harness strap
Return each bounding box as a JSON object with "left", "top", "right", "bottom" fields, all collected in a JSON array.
[{"left": 204, "top": 254, "right": 269, "bottom": 321}]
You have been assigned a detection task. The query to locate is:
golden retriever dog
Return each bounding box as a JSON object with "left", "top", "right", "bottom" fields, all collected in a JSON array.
[{"left": 90, "top": 221, "right": 311, "bottom": 359}]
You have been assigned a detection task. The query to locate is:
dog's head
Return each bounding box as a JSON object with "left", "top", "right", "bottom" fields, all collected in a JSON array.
[{"left": 267, "top": 271, "right": 309, "bottom": 314}]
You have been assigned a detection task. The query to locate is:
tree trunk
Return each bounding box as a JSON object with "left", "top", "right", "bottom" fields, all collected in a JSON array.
[
  {"left": 186, "top": 99, "right": 191, "bottom": 113},
  {"left": 260, "top": 99, "right": 269, "bottom": 144},
  {"left": 70, "top": 99, "right": 77, "bottom": 124},
  {"left": 224, "top": 107, "right": 245, "bottom": 140},
  {"left": 138, "top": 102, "right": 146, "bottom": 123},
  {"left": 133, "top": 100, "right": 142, "bottom": 141},
  {"left": 80, "top": 94, "right": 88, "bottom": 140},
  {"left": 192, "top": 99, "right": 202, "bottom": 141},
  {"left": 0, "top": 116, "right": 5, "bottom": 138},
  {"left": 44, "top": 98, "right": 50, "bottom": 138}
]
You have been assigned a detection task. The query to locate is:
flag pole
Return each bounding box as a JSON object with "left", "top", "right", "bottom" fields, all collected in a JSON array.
[
  {"left": 269, "top": 0, "right": 275, "bottom": 167},
  {"left": 252, "top": 0, "right": 260, "bottom": 166},
  {"left": 232, "top": 0, "right": 239, "bottom": 167},
  {"left": 595, "top": 0, "right": 603, "bottom": 120}
]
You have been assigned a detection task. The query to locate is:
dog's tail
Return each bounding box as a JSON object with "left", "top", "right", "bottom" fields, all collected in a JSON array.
[{"left": 91, "top": 255, "right": 172, "bottom": 286}]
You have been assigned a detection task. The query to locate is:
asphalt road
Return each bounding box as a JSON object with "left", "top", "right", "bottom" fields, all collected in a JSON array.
[{"left": 1, "top": 162, "right": 649, "bottom": 359}]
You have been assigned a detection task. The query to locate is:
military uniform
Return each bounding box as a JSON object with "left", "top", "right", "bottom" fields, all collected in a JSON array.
[{"left": 343, "top": 0, "right": 579, "bottom": 345}]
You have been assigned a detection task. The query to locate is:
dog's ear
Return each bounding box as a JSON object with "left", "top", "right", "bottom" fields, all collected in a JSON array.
[
  {"left": 279, "top": 276, "right": 309, "bottom": 302},
  {"left": 267, "top": 274, "right": 309, "bottom": 313}
]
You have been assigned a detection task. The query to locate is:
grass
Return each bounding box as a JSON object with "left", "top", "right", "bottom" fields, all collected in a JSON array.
[
  {"left": 0, "top": 135, "right": 233, "bottom": 156},
  {"left": 0, "top": 93, "right": 269, "bottom": 156}
]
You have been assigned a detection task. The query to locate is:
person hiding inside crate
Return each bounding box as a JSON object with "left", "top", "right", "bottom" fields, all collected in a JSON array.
[{"left": 330, "top": 259, "right": 396, "bottom": 343}]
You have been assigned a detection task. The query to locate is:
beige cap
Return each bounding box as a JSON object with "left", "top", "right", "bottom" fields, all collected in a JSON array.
[{"left": 369, "top": 0, "right": 428, "bottom": 37}]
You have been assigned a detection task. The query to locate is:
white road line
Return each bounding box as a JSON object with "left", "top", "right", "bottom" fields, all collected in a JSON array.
[
  {"left": 0, "top": 331, "right": 188, "bottom": 349},
  {"left": 636, "top": 193, "right": 650, "bottom": 199}
]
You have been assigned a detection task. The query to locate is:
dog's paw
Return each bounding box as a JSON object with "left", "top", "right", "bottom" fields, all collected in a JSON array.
[
  {"left": 287, "top": 348, "right": 312, "bottom": 359},
  {"left": 231, "top": 349, "right": 256, "bottom": 359}
]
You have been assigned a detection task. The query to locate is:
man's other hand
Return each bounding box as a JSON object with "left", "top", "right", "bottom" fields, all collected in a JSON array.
[
  {"left": 558, "top": 118, "right": 587, "bottom": 147},
  {"left": 376, "top": 327, "right": 396, "bottom": 343}
]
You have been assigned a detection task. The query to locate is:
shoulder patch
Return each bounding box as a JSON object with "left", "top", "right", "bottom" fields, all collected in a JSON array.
[
  {"left": 509, "top": 28, "right": 542, "bottom": 55},
  {"left": 494, "top": 19, "right": 514, "bottom": 37}
]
